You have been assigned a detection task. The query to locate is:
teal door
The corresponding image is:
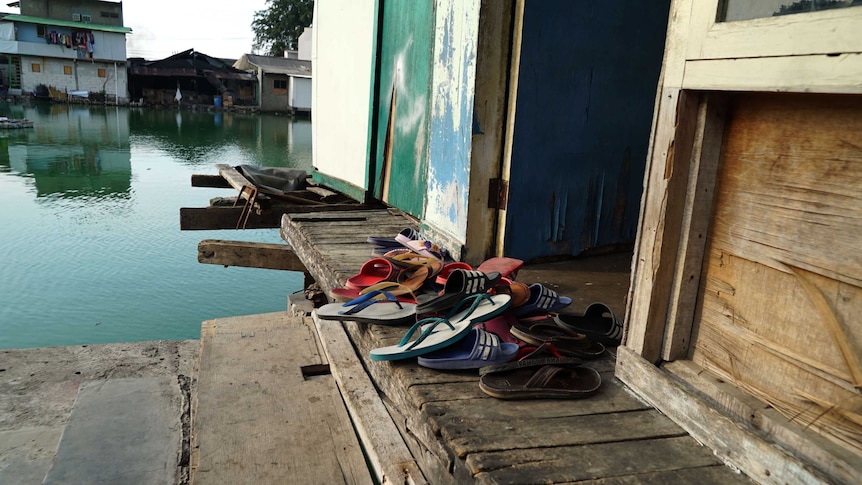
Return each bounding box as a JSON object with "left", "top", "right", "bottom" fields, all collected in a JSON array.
[{"left": 372, "top": 0, "right": 435, "bottom": 218}]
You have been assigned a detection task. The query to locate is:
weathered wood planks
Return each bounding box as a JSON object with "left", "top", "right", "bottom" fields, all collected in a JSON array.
[
  {"left": 692, "top": 93, "right": 862, "bottom": 458},
  {"left": 197, "top": 239, "right": 306, "bottom": 271},
  {"left": 280, "top": 208, "right": 751, "bottom": 483},
  {"left": 192, "top": 313, "right": 370, "bottom": 485}
]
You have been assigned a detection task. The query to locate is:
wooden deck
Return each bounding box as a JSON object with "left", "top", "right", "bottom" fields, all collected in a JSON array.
[
  {"left": 280, "top": 209, "right": 752, "bottom": 484},
  {"left": 191, "top": 312, "right": 372, "bottom": 484}
]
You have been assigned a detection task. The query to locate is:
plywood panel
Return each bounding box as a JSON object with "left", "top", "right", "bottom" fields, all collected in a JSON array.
[{"left": 692, "top": 93, "right": 862, "bottom": 456}]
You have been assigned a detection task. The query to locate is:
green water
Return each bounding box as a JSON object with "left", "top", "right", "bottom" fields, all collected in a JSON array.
[{"left": 0, "top": 103, "right": 311, "bottom": 349}]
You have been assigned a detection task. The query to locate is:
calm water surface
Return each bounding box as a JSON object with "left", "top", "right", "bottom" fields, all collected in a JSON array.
[{"left": 0, "top": 103, "right": 311, "bottom": 349}]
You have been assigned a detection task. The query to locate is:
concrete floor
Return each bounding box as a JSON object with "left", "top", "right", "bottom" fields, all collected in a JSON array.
[{"left": 0, "top": 340, "right": 198, "bottom": 484}]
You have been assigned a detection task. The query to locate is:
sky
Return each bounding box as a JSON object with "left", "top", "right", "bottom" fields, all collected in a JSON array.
[
  {"left": 122, "top": 0, "right": 270, "bottom": 60},
  {"left": 7, "top": 0, "right": 271, "bottom": 60}
]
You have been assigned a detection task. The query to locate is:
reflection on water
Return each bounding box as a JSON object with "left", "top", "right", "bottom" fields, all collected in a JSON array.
[{"left": 0, "top": 103, "right": 311, "bottom": 349}]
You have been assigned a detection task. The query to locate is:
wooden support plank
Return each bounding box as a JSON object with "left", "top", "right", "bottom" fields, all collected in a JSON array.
[
  {"left": 215, "top": 163, "right": 255, "bottom": 193},
  {"left": 615, "top": 346, "right": 831, "bottom": 485},
  {"left": 192, "top": 313, "right": 371, "bottom": 484},
  {"left": 626, "top": 90, "right": 700, "bottom": 363},
  {"left": 664, "top": 360, "right": 862, "bottom": 484},
  {"left": 191, "top": 174, "right": 232, "bottom": 188},
  {"left": 180, "top": 207, "right": 284, "bottom": 230},
  {"left": 662, "top": 94, "right": 727, "bottom": 360},
  {"left": 197, "top": 239, "right": 306, "bottom": 271},
  {"left": 312, "top": 314, "right": 427, "bottom": 485}
]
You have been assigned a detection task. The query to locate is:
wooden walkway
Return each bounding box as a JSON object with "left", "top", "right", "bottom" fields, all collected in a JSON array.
[
  {"left": 191, "top": 313, "right": 371, "bottom": 484},
  {"left": 280, "top": 209, "right": 752, "bottom": 484}
]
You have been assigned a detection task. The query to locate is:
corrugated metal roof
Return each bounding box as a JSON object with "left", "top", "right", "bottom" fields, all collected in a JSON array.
[
  {"left": 2, "top": 14, "right": 132, "bottom": 34},
  {"left": 234, "top": 54, "right": 312, "bottom": 77}
]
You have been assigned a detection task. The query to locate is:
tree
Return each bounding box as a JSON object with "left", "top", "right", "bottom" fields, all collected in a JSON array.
[{"left": 252, "top": 0, "right": 314, "bottom": 56}]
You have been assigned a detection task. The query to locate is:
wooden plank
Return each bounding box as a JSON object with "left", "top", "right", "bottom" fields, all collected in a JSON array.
[
  {"left": 662, "top": 95, "right": 727, "bottom": 360},
  {"left": 682, "top": 54, "right": 862, "bottom": 95},
  {"left": 625, "top": 90, "right": 700, "bottom": 362},
  {"left": 560, "top": 466, "right": 749, "bottom": 485},
  {"left": 665, "top": 360, "right": 862, "bottom": 484},
  {"left": 215, "top": 163, "right": 255, "bottom": 193},
  {"left": 192, "top": 313, "right": 370, "bottom": 485},
  {"left": 312, "top": 315, "right": 427, "bottom": 485},
  {"left": 443, "top": 409, "right": 686, "bottom": 458},
  {"left": 180, "top": 206, "right": 284, "bottom": 230},
  {"left": 625, "top": 0, "right": 696, "bottom": 358},
  {"left": 468, "top": 436, "right": 731, "bottom": 483},
  {"left": 615, "top": 346, "right": 832, "bottom": 485},
  {"left": 197, "top": 239, "right": 306, "bottom": 271},
  {"left": 689, "top": 93, "right": 862, "bottom": 457},
  {"left": 191, "top": 174, "right": 232, "bottom": 188}
]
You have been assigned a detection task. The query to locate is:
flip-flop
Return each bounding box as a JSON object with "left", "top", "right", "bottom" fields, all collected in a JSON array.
[
  {"left": 386, "top": 252, "right": 444, "bottom": 278},
  {"left": 435, "top": 261, "right": 473, "bottom": 285},
  {"left": 416, "top": 269, "right": 501, "bottom": 314},
  {"left": 417, "top": 328, "right": 518, "bottom": 370},
  {"left": 370, "top": 294, "right": 511, "bottom": 361},
  {"left": 511, "top": 283, "right": 572, "bottom": 317},
  {"left": 478, "top": 358, "right": 601, "bottom": 400},
  {"left": 509, "top": 322, "right": 605, "bottom": 359},
  {"left": 316, "top": 290, "right": 416, "bottom": 325},
  {"left": 476, "top": 311, "right": 520, "bottom": 345},
  {"left": 398, "top": 239, "right": 444, "bottom": 260},
  {"left": 553, "top": 303, "right": 623, "bottom": 346},
  {"left": 345, "top": 258, "right": 399, "bottom": 290},
  {"left": 367, "top": 227, "right": 419, "bottom": 247},
  {"left": 476, "top": 257, "right": 523, "bottom": 280},
  {"left": 491, "top": 278, "right": 530, "bottom": 308},
  {"left": 329, "top": 281, "right": 417, "bottom": 303}
]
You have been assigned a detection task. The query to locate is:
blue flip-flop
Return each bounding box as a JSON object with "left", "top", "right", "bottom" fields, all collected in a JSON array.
[
  {"left": 370, "top": 294, "right": 511, "bottom": 361},
  {"left": 316, "top": 290, "right": 416, "bottom": 325},
  {"left": 511, "top": 283, "right": 572, "bottom": 317},
  {"left": 417, "top": 328, "right": 518, "bottom": 370}
]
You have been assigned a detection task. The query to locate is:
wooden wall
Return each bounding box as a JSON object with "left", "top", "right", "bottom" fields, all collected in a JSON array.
[{"left": 692, "top": 93, "right": 862, "bottom": 454}]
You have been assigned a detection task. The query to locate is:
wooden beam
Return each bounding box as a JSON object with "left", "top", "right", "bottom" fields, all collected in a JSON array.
[
  {"left": 615, "top": 347, "right": 832, "bottom": 485},
  {"left": 197, "top": 239, "right": 306, "bottom": 271},
  {"left": 215, "top": 163, "right": 255, "bottom": 192},
  {"left": 312, "top": 314, "right": 428, "bottom": 485},
  {"left": 191, "top": 174, "right": 232, "bottom": 188},
  {"left": 180, "top": 207, "right": 283, "bottom": 230}
]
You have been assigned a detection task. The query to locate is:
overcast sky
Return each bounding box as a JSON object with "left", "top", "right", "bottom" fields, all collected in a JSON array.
[{"left": 123, "top": 0, "right": 269, "bottom": 60}]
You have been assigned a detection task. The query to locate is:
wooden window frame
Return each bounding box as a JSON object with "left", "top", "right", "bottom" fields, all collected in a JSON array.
[
  {"left": 63, "top": 65, "right": 72, "bottom": 75},
  {"left": 619, "top": 3, "right": 862, "bottom": 483},
  {"left": 31, "top": 63, "right": 40, "bottom": 73},
  {"left": 681, "top": 0, "right": 862, "bottom": 93},
  {"left": 98, "top": 68, "right": 106, "bottom": 78}
]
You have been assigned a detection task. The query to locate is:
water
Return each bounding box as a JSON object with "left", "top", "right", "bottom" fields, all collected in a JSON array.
[{"left": 0, "top": 103, "right": 311, "bottom": 349}]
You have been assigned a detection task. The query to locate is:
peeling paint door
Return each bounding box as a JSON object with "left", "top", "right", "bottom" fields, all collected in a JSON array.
[
  {"left": 372, "top": 0, "right": 435, "bottom": 218},
  {"left": 503, "top": 0, "right": 669, "bottom": 260}
]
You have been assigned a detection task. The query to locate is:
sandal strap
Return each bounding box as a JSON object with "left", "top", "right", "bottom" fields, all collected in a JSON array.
[
  {"left": 445, "top": 293, "right": 495, "bottom": 323},
  {"left": 524, "top": 365, "right": 566, "bottom": 389},
  {"left": 532, "top": 285, "right": 562, "bottom": 312},
  {"left": 398, "top": 317, "right": 451, "bottom": 347},
  {"left": 469, "top": 329, "right": 500, "bottom": 361},
  {"left": 341, "top": 291, "right": 402, "bottom": 315}
]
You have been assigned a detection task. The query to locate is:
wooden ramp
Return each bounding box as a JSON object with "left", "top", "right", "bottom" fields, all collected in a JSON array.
[
  {"left": 192, "top": 312, "right": 371, "bottom": 484},
  {"left": 281, "top": 209, "right": 753, "bottom": 483}
]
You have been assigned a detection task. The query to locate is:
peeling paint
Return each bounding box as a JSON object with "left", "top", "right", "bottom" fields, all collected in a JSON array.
[{"left": 423, "top": 0, "right": 480, "bottom": 241}]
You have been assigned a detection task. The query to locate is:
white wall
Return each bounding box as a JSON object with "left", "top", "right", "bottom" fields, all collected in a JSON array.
[
  {"left": 298, "top": 27, "right": 312, "bottom": 61},
  {"left": 291, "top": 76, "right": 311, "bottom": 111},
  {"left": 311, "top": 1, "right": 376, "bottom": 192}
]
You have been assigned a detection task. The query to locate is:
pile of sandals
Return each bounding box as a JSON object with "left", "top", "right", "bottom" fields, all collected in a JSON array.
[{"left": 316, "top": 228, "right": 624, "bottom": 400}]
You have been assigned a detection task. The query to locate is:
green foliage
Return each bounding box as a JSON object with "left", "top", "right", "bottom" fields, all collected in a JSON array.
[{"left": 252, "top": 0, "right": 314, "bottom": 56}]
